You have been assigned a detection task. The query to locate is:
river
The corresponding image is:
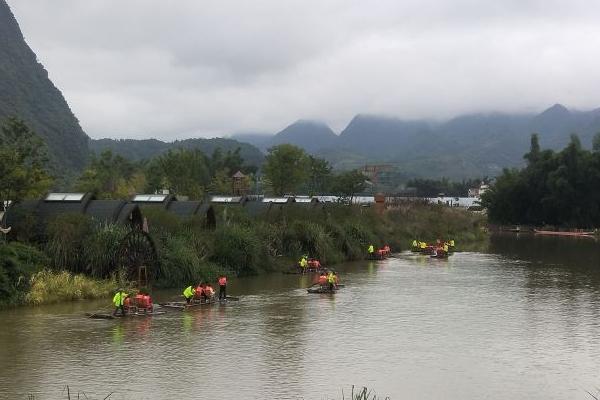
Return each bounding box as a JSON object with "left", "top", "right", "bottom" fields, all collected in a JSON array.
[{"left": 1, "top": 234, "right": 600, "bottom": 399}]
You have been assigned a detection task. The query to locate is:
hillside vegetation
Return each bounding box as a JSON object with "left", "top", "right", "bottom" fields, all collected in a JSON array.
[
  {"left": 90, "top": 137, "right": 265, "bottom": 168},
  {"left": 0, "top": 0, "right": 89, "bottom": 173}
]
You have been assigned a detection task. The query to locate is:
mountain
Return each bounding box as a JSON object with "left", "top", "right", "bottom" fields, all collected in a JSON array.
[
  {"left": 338, "top": 115, "right": 434, "bottom": 158},
  {"left": 90, "top": 137, "right": 265, "bottom": 167},
  {"left": 229, "top": 132, "right": 272, "bottom": 151},
  {"left": 232, "top": 104, "right": 600, "bottom": 180},
  {"left": 269, "top": 120, "right": 338, "bottom": 153},
  {"left": 234, "top": 120, "right": 339, "bottom": 153},
  {"left": 0, "top": 0, "right": 89, "bottom": 172}
]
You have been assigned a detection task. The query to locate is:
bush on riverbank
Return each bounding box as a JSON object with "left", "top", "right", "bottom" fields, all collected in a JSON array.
[
  {"left": 26, "top": 270, "right": 116, "bottom": 305},
  {"left": 3, "top": 200, "right": 487, "bottom": 303},
  {"left": 384, "top": 200, "right": 488, "bottom": 250},
  {"left": 0, "top": 242, "right": 47, "bottom": 306}
]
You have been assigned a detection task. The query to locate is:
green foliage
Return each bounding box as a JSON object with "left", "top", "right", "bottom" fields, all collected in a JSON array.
[
  {"left": 384, "top": 200, "right": 487, "bottom": 249},
  {"left": 0, "top": 242, "right": 47, "bottom": 306},
  {"left": 45, "top": 213, "right": 93, "bottom": 273},
  {"left": 83, "top": 224, "right": 129, "bottom": 278},
  {"left": 90, "top": 137, "right": 264, "bottom": 169},
  {"left": 482, "top": 133, "right": 600, "bottom": 227},
  {"left": 75, "top": 149, "right": 143, "bottom": 199},
  {"left": 263, "top": 144, "right": 310, "bottom": 195},
  {"left": 155, "top": 234, "right": 220, "bottom": 288},
  {"left": 144, "top": 148, "right": 210, "bottom": 199},
  {"left": 212, "top": 224, "right": 262, "bottom": 276},
  {"left": 0, "top": 3, "right": 89, "bottom": 173},
  {"left": 0, "top": 118, "right": 53, "bottom": 208},
  {"left": 287, "top": 220, "right": 343, "bottom": 265},
  {"left": 331, "top": 169, "right": 366, "bottom": 202},
  {"left": 306, "top": 156, "right": 332, "bottom": 195}
]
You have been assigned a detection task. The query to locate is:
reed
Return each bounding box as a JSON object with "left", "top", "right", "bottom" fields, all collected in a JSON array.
[
  {"left": 342, "top": 385, "right": 390, "bottom": 400},
  {"left": 26, "top": 270, "right": 116, "bottom": 305}
]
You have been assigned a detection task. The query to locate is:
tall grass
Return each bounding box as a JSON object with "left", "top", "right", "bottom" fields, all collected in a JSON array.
[
  {"left": 155, "top": 233, "right": 222, "bottom": 287},
  {"left": 212, "top": 224, "right": 263, "bottom": 275},
  {"left": 26, "top": 270, "right": 116, "bottom": 305},
  {"left": 341, "top": 386, "right": 390, "bottom": 400}
]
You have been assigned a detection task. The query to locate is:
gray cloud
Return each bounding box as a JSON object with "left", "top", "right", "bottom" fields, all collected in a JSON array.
[{"left": 7, "top": 0, "right": 600, "bottom": 139}]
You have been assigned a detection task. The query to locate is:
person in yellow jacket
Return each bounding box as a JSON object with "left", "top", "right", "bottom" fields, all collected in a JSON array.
[
  {"left": 183, "top": 285, "right": 196, "bottom": 304},
  {"left": 112, "top": 289, "right": 129, "bottom": 316},
  {"left": 412, "top": 239, "right": 418, "bottom": 248},
  {"left": 299, "top": 255, "right": 308, "bottom": 272},
  {"left": 449, "top": 239, "right": 455, "bottom": 248},
  {"left": 443, "top": 243, "right": 449, "bottom": 253},
  {"left": 419, "top": 241, "right": 426, "bottom": 249},
  {"left": 368, "top": 244, "right": 374, "bottom": 256},
  {"left": 327, "top": 271, "right": 336, "bottom": 291}
]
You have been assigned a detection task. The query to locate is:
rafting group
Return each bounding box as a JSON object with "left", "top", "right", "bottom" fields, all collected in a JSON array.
[
  {"left": 367, "top": 244, "right": 392, "bottom": 260},
  {"left": 307, "top": 270, "right": 341, "bottom": 294},
  {"left": 411, "top": 239, "right": 455, "bottom": 258},
  {"left": 98, "top": 274, "right": 233, "bottom": 319}
]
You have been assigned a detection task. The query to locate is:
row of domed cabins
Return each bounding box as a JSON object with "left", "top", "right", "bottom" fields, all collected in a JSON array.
[{"left": 0, "top": 193, "right": 327, "bottom": 285}]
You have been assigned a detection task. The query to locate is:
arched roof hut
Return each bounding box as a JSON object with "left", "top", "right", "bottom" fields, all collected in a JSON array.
[
  {"left": 132, "top": 194, "right": 216, "bottom": 230},
  {"left": 2, "top": 193, "right": 155, "bottom": 287},
  {"left": 2, "top": 193, "right": 143, "bottom": 240}
]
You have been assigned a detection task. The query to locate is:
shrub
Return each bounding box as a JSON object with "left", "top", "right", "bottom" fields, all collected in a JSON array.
[
  {"left": 45, "top": 213, "right": 93, "bottom": 273},
  {"left": 83, "top": 224, "right": 129, "bottom": 278},
  {"left": 156, "top": 233, "right": 221, "bottom": 287},
  {"left": 0, "top": 242, "right": 47, "bottom": 306},
  {"left": 211, "top": 224, "right": 261, "bottom": 275}
]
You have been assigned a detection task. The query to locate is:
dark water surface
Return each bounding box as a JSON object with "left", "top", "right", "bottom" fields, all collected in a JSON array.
[{"left": 2, "top": 234, "right": 600, "bottom": 399}]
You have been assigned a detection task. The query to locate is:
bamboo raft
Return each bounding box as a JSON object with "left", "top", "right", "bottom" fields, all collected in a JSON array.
[
  {"left": 86, "top": 311, "right": 165, "bottom": 319},
  {"left": 534, "top": 229, "right": 595, "bottom": 237},
  {"left": 159, "top": 296, "right": 240, "bottom": 310},
  {"left": 307, "top": 286, "right": 338, "bottom": 294}
]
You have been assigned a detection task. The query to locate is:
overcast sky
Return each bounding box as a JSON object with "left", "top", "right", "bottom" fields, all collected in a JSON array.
[{"left": 8, "top": 0, "right": 600, "bottom": 140}]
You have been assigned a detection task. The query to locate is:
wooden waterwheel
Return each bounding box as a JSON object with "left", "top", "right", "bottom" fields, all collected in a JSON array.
[{"left": 117, "top": 229, "right": 158, "bottom": 288}]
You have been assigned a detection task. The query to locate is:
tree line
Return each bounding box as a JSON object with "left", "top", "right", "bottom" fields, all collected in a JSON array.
[
  {"left": 0, "top": 118, "right": 367, "bottom": 206},
  {"left": 482, "top": 133, "right": 600, "bottom": 228}
]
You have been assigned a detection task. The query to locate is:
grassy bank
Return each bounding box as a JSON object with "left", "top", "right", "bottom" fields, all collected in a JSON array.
[
  {"left": 1, "top": 201, "right": 487, "bottom": 306},
  {"left": 26, "top": 270, "right": 117, "bottom": 305}
]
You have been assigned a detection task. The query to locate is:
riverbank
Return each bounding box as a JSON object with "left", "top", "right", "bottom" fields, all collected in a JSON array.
[{"left": 1, "top": 202, "right": 487, "bottom": 307}]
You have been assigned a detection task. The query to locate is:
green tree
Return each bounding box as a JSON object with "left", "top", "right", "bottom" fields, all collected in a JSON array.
[
  {"left": 0, "top": 118, "right": 52, "bottom": 211},
  {"left": 208, "top": 169, "right": 233, "bottom": 194},
  {"left": 263, "top": 144, "right": 309, "bottom": 195},
  {"left": 524, "top": 133, "right": 541, "bottom": 164},
  {"left": 145, "top": 149, "right": 210, "bottom": 199},
  {"left": 306, "top": 156, "right": 332, "bottom": 195},
  {"left": 331, "top": 170, "right": 366, "bottom": 203},
  {"left": 75, "top": 149, "right": 139, "bottom": 198}
]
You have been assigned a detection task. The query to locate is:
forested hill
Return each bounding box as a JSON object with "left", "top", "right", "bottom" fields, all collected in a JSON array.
[
  {"left": 0, "top": 0, "right": 89, "bottom": 171},
  {"left": 90, "top": 137, "right": 265, "bottom": 167}
]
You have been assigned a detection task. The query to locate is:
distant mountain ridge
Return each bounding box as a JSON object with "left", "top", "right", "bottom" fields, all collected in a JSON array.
[
  {"left": 234, "top": 104, "right": 600, "bottom": 179},
  {"left": 90, "top": 137, "right": 264, "bottom": 167},
  {"left": 0, "top": 0, "right": 89, "bottom": 172}
]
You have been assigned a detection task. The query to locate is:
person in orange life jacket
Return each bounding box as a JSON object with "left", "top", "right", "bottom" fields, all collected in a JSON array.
[
  {"left": 196, "top": 282, "right": 206, "bottom": 302},
  {"left": 218, "top": 275, "right": 227, "bottom": 300},
  {"left": 204, "top": 283, "right": 215, "bottom": 301},
  {"left": 318, "top": 271, "right": 328, "bottom": 287}
]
